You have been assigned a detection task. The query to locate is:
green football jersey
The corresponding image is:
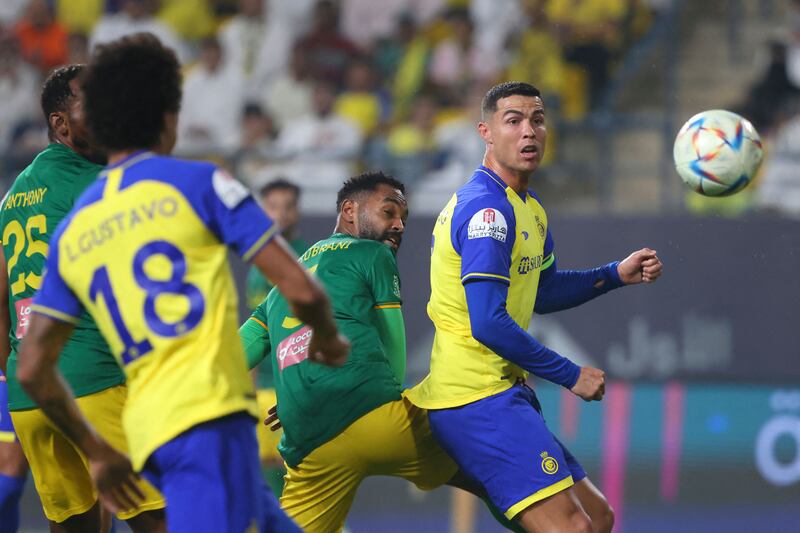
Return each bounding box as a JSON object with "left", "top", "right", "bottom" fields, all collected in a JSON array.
[
  {"left": 259, "top": 233, "right": 403, "bottom": 467},
  {"left": 248, "top": 236, "right": 308, "bottom": 389},
  {"left": 0, "top": 144, "right": 125, "bottom": 410}
]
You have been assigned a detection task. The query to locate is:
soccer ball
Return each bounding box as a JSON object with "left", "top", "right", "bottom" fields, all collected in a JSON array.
[{"left": 673, "top": 109, "right": 764, "bottom": 196}]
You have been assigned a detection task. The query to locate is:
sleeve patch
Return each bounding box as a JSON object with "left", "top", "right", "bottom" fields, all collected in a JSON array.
[
  {"left": 467, "top": 208, "right": 508, "bottom": 242},
  {"left": 212, "top": 169, "right": 250, "bottom": 209}
]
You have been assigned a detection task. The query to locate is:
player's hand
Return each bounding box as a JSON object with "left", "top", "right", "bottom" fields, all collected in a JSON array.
[
  {"left": 570, "top": 367, "right": 606, "bottom": 402},
  {"left": 88, "top": 442, "right": 145, "bottom": 514},
  {"left": 264, "top": 404, "right": 282, "bottom": 432},
  {"left": 617, "top": 248, "right": 663, "bottom": 285},
  {"left": 308, "top": 330, "right": 349, "bottom": 367}
]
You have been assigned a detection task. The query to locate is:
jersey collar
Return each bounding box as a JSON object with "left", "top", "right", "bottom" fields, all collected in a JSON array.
[{"left": 475, "top": 166, "right": 528, "bottom": 202}]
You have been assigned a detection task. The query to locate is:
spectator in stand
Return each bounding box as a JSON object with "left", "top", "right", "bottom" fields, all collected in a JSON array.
[
  {"left": 262, "top": 43, "right": 314, "bottom": 128},
  {"left": 56, "top": 0, "right": 104, "bottom": 35},
  {"left": 334, "top": 58, "right": 385, "bottom": 137},
  {"left": 157, "top": 0, "right": 217, "bottom": 42},
  {"left": 91, "top": 0, "right": 189, "bottom": 63},
  {"left": 65, "top": 32, "right": 90, "bottom": 65},
  {"left": 339, "top": 0, "right": 411, "bottom": 50},
  {"left": 14, "top": 0, "right": 68, "bottom": 73},
  {"left": 505, "top": 0, "right": 566, "bottom": 107},
  {"left": 271, "top": 79, "right": 362, "bottom": 190},
  {"left": 295, "top": 0, "right": 361, "bottom": 87},
  {"left": 547, "top": 0, "right": 627, "bottom": 109},
  {"left": 235, "top": 103, "right": 280, "bottom": 186},
  {"left": 176, "top": 36, "right": 244, "bottom": 157},
  {"left": 218, "top": 0, "right": 293, "bottom": 99},
  {"left": 382, "top": 92, "right": 445, "bottom": 186},
  {"left": 374, "top": 12, "right": 430, "bottom": 120},
  {"left": 427, "top": 7, "right": 497, "bottom": 106},
  {"left": 0, "top": 35, "right": 42, "bottom": 183}
]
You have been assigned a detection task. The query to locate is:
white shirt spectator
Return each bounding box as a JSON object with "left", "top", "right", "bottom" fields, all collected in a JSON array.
[
  {"left": 218, "top": 15, "right": 292, "bottom": 99},
  {"left": 176, "top": 60, "right": 245, "bottom": 156},
  {"left": 91, "top": 12, "right": 189, "bottom": 63},
  {"left": 0, "top": 61, "right": 39, "bottom": 151}
]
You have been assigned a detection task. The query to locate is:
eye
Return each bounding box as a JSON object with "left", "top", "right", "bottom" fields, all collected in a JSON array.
[{"left": 508, "top": 118, "right": 518, "bottom": 125}]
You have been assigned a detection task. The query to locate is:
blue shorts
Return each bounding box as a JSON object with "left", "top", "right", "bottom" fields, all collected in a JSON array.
[
  {"left": 142, "top": 412, "right": 300, "bottom": 533},
  {"left": 0, "top": 376, "right": 16, "bottom": 442},
  {"left": 428, "top": 383, "right": 585, "bottom": 519}
]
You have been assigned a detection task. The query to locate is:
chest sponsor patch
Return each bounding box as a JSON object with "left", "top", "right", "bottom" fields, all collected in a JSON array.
[
  {"left": 467, "top": 208, "right": 508, "bottom": 242},
  {"left": 212, "top": 168, "right": 250, "bottom": 209},
  {"left": 14, "top": 297, "right": 33, "bottom": 339},
  {"left": 277, "top": 325, "right": 312, "bottom": 371}
]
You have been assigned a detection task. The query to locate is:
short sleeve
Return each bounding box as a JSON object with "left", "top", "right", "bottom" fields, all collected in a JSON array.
[
  {"left": 453, "top": 197, "right": 516, "bottom": 284},
  {"left": 207, "top": 168, "right": 277, "bottom": 261},
  {"left": 31, "top": 224, "right": 83, "bottom": 324},
  {"left": 542, "top": 229, "right": 555, "bottom": 271},
  {"left": 366, "top": 244, "right": 402, "bottom": 308}
]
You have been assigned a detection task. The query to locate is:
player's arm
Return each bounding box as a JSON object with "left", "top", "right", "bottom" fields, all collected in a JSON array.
[
  {"left": 535, "top": 231, "right": 662, "bottom": 314},
  {"left": 239, "top": 302, "right": 271, "bottom": 370},
  {"left": 375, "top": 308, "right": 406, "bottom": 384},
  {"left": 368, "top": 245, "right": 406, "bottom": 384},
  {"left": 16, "top": 240, "right": 142, "bottom": 513},
  {"left": 250, "top": 239, "right": 348, "bottom": 366},
  {"left": 0, "top": 248, "right": 10, "bottom": 375},
  {"left": 209, "top": 170, "right": 348, "bottom": 366},
  {"left": 455, "top": 201, "right": 601, "bottom": 400}
]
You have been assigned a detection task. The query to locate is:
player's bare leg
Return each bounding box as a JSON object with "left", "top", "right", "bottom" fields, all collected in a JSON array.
[
  {"left": 126, "top": 508, "right": 167, "bottom": 533},
  {"left": 515, "top": 488, "right": 592, "bottom": 533},
  {"left": 572, "top": 478, "right": 614, "bottom": 533},
  {"left": 450, "top": 487, "right": 477, "bottom": 533}
]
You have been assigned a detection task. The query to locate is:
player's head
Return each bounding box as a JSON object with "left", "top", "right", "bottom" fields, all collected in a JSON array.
[
  {"left": 258, "top": 179, "right": 301, "bottom": 238},
  {"left": 81, "top": 32, "right": 181, "bottom": 154},
  {"left": 478, "top": 81, "right": 546, "bottom": 177},
  {"left": 41, "top": 64, "right": 102, "bottom": 162},
  {"left": 335, "top": 172, "right": 408, "bottom": 251}
]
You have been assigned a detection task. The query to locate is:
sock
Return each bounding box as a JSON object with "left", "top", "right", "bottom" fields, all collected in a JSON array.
[{"left": 0, "top": 473, "right": 26, "bottom": 533}]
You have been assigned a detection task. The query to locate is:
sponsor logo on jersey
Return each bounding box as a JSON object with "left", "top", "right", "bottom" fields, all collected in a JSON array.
[
  {"left": 540, "top": 451, "right": 559, "bottom": 474},
  {"left": 212, "top": 169, "right": 249, "bottom": 208},
  {"left": 277, "top": 325, "right": 312, "bottom": 371},
  {"left": 467, "top": 208, "right": 508, "bottom": 242},
  {"left": 518, "top": 255, "right": 543, "bottom": 275},
  {"left": 14, "top": 297, "right": 33, "bottom": 339}
]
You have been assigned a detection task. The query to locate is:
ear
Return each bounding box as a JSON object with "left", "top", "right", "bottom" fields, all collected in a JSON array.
[
  {"left": 477, "top": 121, "right": 491, "bottom": 144},
  {"left": 49, "top": 112, "right": 68, "bottom": 139},
  {"left": 340, "top": 198, "right": 356, "bottom": 224}
]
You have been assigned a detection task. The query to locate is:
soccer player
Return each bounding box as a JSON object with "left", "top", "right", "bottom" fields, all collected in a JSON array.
[
  {"left": 406, "top": 81, "right": 663, "bottom": 533},
  {"left": 16, "top": 34, "right": 347, "bottom": 533},
  {"left": 248, "top": 179, "right": 309, "bottom": 497},
  {"left": 241, "top": 172, "right": 462, "bottom": 533},
  {"left": 0, "top": 64, "right": 165, "bottom": 533}
]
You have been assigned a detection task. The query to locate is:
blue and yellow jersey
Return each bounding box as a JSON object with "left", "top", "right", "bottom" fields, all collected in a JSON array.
[
  {"left": 406, "top": 166, "right": 554, "bottom": 409},
  {"left": 32, "top": 151, "right": 276, "bottom": 470}
]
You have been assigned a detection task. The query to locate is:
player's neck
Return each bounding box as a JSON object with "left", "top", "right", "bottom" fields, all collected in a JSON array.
[
  {"left": 107, "top": 149, "right": 148, "bottom": 166},
  {"left": 483, "top": 159, "right": 531, "bottom": 195}
]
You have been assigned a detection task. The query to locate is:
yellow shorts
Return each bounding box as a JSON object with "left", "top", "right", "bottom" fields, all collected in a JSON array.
[
  {"left": 280, "top": 397, "right": 457, "bottom": 533},
  {"left": 256, "top": 388, "right": 283, "bottom": 463},
  {"left": 11, "top": 385, "right": 165, "bottom": 523}
]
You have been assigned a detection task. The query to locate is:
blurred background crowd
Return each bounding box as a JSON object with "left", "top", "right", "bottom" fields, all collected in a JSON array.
[{"left": 0, "top": 0, "right": 672, "bottom": 213}]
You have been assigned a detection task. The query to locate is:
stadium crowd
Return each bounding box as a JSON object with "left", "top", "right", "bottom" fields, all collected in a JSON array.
[{"left": 0, "top": 0, "right": 659, "bottom": 209}]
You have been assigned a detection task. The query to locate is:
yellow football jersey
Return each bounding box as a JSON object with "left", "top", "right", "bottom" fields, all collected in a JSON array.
[
  {"left": 33, "top": 151, "right": 275, "bottom": 469},
  {"left": 406, "top": 167, "right": 552, "bottom": 409}
]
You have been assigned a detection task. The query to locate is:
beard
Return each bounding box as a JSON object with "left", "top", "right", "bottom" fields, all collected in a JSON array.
[{"left": 357, "top": 211, "right": 402, "bottom": 250}]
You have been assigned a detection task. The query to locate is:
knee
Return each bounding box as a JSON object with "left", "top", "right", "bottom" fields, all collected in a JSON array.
[
  {"left": 568, "top": 509, "right": 594, "bottom": 533},
  {"left": 592, "top": 502, "right": 615, "bottom": 533}
]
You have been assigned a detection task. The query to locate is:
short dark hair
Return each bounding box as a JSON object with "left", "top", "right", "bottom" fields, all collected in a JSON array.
[
  {"left": 259, "top": 178, "right": 301, "bottom": 200},
  {"left": 82, "top": 33, "right": 181, "bottom": 151},
  {"left": 336, "top": 171, "right": 405, "bottom": 211},
  {"left": 41, "top": 64, "right": 84, "bottom": 140},
  {"left": 481, "top": 81, "right": 541, "bottom": 119}
]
